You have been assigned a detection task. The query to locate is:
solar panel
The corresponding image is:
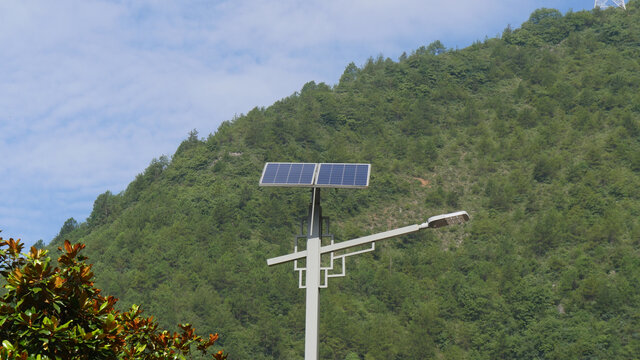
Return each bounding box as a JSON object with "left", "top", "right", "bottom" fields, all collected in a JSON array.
[
  {"left": 260, "top": 163, "right": 317, "bottom": 187},
  {"left": 315, "top": 163, "right": 370, "bottom": 188},
  {"left": 260, "top": 162, "right": 370, "bottom": 188}
]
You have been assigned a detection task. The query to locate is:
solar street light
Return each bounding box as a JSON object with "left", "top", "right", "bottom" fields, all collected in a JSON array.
[{"left": 260, "top": 163, "right": 468, "bottom": 360}]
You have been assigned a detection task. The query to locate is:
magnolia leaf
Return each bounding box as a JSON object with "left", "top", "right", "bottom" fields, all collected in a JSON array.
[
  {"left": 1, "top": 340, "right": 14, "bottom": 350},
  {"left": 63, "top": 240, "right": 72, "bottom": 254},
  {"left": 58, "top": 320, "right": 73, "bottom": 330}
]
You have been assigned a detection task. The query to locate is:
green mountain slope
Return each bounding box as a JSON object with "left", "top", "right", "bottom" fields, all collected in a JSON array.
[{"left": 52, "top": 4, "right": 640, "bottom": 359}]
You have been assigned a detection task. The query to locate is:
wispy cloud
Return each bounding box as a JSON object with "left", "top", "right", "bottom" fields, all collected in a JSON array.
[{"left": 0, "top": 0, "right": 591, "bottom": 244}]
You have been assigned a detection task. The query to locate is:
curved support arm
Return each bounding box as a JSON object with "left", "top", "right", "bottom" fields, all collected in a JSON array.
[
  {"left": 267, "top": 225, "right": 422, "bottom": 266},
  {"left": 266, "top": 211, "right": 469, "bottom": 266}
]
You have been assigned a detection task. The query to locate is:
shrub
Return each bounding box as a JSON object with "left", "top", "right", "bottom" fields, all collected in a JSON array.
[{"left": 0, "top": 237, "right": 226, "bottom": 360}]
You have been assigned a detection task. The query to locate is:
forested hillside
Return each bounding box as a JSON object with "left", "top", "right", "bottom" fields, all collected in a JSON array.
[{"left": 50, "top": 3, "right": 640, "bottom": 359}]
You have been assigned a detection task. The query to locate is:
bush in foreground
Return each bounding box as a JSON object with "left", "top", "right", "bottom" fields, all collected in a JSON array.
[{"left": 0, "top": 237, "right": 227, "bottom": 360}]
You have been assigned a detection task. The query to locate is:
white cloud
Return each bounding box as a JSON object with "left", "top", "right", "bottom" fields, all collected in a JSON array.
[{"left": 0, "top": 0, "right": 591, "bottom": 244}]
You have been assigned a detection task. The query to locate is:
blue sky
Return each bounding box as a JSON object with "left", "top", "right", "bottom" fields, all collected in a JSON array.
[{"left": 0, "top": 0, "right": 610, "bottom": 246}]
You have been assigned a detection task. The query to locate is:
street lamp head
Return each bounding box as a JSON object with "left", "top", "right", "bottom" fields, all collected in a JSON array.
[{"left": 420, "top": 211, "right": 469, "bottom": 229}]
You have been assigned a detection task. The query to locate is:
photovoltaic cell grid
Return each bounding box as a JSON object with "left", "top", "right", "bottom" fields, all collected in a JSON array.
[
  {"left": 259, "top": 163, "right": 370, "bottom": 188},
  {"left": 315, "top": 163, "right": 370, "bottom": 188},
  {"left": 260, "top": 163, "right": 317, "bottom": 186}
]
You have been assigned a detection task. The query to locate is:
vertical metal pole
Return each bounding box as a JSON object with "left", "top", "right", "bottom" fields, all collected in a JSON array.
[{"left": 305, "top": 188, "right": 321, "bottom": 360}]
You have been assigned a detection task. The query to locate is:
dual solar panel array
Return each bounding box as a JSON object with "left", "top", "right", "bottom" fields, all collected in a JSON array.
[{"left": 260, "top": 162, "right": 370, "bottom": 188}]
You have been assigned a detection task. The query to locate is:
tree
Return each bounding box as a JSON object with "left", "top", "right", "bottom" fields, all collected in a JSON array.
[
  {"left": 51, "top": 218, "right": 78, "bottom": 246},
  {"left": 0, "top": 237, "right": 227, "bottom": 360},
  {"left": 339, "top": 62, "right": 359, "bottom": 84},
  {"left": 426, "top": 40, "right": 446, "bottom": 55},
  {"left": 528, "top": 8, "right": 562, "bottom": 25},
  {"left": 88, "top": 191, "right": 119, "bottom": 227}
]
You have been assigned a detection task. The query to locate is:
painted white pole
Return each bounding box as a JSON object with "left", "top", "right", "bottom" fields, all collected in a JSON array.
[
  {"left": 304, "top": 188, "right": 322, "bottom": 360},
  {"left": 305, "top": 236, "right": 321, "bottom": 360}
]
